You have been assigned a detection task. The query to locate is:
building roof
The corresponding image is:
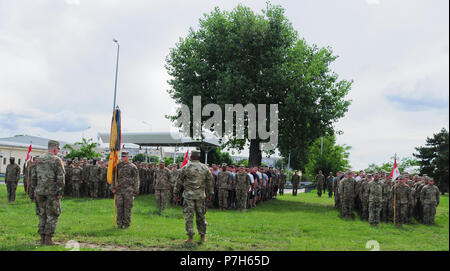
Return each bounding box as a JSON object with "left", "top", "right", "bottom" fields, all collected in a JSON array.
[
  {"left": 98, "top": 132, "right": 220, "bottom": 148},
  {"left": 0, "top": 135, "right": 68, "bottom": 150}
]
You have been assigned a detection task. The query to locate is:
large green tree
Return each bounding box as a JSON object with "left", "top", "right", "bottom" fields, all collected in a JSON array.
[
  {"left": 64, "top": 138, "right": 101, "bottom": 160},
  {"left": 414, "top": 128, "right": 449, "bottom": 194},
  {"left": 166, "top": 4, "right": 351, "bottom": 167},
  {"left": 304, "top": 135, "right": 351, "bottom": 178}
]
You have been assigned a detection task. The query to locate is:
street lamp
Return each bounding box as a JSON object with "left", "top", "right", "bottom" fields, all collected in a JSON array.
[{"left": 112, "top": 38, "right": 120, "bottom": 112}]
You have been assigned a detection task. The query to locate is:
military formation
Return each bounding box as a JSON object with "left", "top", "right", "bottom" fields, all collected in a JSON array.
[
  {"left": 325, "top": 170, "right": 441, "bottom": 226},
  {"left": 3, "top": 141, "right": 442, "bottom": 246}
]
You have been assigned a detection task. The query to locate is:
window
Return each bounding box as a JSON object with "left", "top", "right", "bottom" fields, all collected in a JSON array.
[
  {"left": 18, "top": 159, "right": 21, "bottom": 165},
  {"left": 3, "top": 158, "right": 5, "bottom": 165}
]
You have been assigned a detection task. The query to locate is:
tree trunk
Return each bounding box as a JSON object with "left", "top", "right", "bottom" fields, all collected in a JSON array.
[{"left": 248, "top": 139, "right": 262, "bottom": 167}]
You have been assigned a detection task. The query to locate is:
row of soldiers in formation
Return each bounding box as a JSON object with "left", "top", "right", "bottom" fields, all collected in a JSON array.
[{"left": 314, "top": 170, "right": 441, "bottom": 226}]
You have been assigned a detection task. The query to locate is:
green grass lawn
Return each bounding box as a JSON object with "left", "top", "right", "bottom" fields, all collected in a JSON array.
[{"left": 0, "top": 184, "right": 448, "bottom": 251}]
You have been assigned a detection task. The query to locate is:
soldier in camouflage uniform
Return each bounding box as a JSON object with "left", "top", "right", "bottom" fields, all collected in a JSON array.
[
  {"left": 217, "top": 163, "right": 232, "bottom": 210},
  {"left": 71, "top": 159, "right": 83, "bottom": 198},
  {"left": 420, "top": 177, "right": 440, "bottom": 225},
  {"left": 23, "top": 161, "right": 30, "bottom": 195},
  {"left": 360, "top": 173, "right": 372, "bottom": 221},
  {"left": 315, "top": 170, "right": 325, "bottom": 197},
  {"left": 326, "top": 172, "right": 333, "bottom": 197},
  {"left": 338, "top": 171, "right": 356, "bottom": 219},
  {"left": 367, "top": 173, "right": 383, "bottom": 226},
  {"left": 111, "top": 151, "right": 139, "bottom": 229},
  {"left": 89, "top": 159, "right": 101, "bottom": 198},
  {"left": 334, "top": 171, "right": 343, "bottom": 208},
  {"left": 291, "top": 171, "right": 299, "bottom": 196},
  {"left": 415, "top": 176, "right": 428, "bottom": 222},
  {"left": 174, "top": 151, "right": 213, "bottom": 244},
  {"left": 149, "top": 163, "right": 156, "bottom": 194},
  {"left": 407, "top": 180, "right": 415, "bottom": 223},
  {"left": 235, "top": 166, "right": 251, "bottom": 211},
  {"left": 29, "top": 157, "right": 38, "bottom": 202},
  {"left": 33, "top": 140, "right": 65, "bottom": 245},
  {"left": 81, "top": 158, "right": 90, "bottom": 197},
  {"left": 394, "top": 175, "right": 410, "bottom": 226},
  {"left": 154, "top": 162, "right": 172, "bottom": 215},
  {"left": 380, "top": 172, "right": 391, "bottom": 222},
  {"left": 64, "top": 159, "right": 73, "bottom": 196},
  {"left": 279, "top": 170, "right": 286, "bottom": 195},
  {"left": 169, "top": 164, "right": 179, "bottom": 205},
  {"left": 100, "top": 160, "right": 109, "bottom": 198},
  {"left": 5, "top": 157, "right": 21, "bottom": 203}
]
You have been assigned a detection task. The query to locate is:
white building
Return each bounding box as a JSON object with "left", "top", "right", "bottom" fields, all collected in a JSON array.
[{"left": 0, "top": 135, "right": 68, "bottom": 174}]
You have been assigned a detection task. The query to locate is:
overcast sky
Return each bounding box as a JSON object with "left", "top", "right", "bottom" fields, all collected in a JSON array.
[{"left": 0, "top": 0, "right": 448, "bottom": 169}]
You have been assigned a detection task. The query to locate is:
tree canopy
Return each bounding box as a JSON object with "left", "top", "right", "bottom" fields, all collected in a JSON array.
[
  {"left": 166, "top": 3, "right": 352, "bottom": 167},
  {"left": 414, "top": 128, "right": 449, "bottom": 193},
  {"left": 64, "top": 138, "right": 101, "bottom": 160}
]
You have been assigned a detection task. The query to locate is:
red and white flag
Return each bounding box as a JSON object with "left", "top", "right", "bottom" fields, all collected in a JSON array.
[
  {"left": 391, "top": 157, "right": 400, "bottom": 182},
  {"left": 181, "top": 150, "right": 190, "bottom": 168},
  {"left": 25, "top": 144, "right": 32, "bottom": 161}
]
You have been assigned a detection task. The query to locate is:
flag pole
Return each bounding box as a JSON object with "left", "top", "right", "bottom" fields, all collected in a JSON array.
[
  {"left": 393, "top": 153, "right": 397, "bottom": 226},
  {"left": 26, "top": 161, "right": 30, "bottom": 200}
]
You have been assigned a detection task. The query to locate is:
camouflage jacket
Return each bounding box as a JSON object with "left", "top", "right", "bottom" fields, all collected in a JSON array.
[
  {"left": 291, "top": 175, "right": 299, "bottom": 186},
  {"left": 315, "top": 174, "right": 325, "bottom": 187},
  {"left": 33, "top": 152, "right": 65, "bottom": 197},
  {"left": 280, "top": 173, "right": 286, "bottom": 186},
  {"left": 174, "top": 160, "right": 213, "bottom": 200},
  {"left": 89, "top": 164, "right": 101, "bottom": 182},
  {"left": 71, "top": 166, "right": 83, "bottom": 182},
  {"left": 154, "top": 167, "right": 172, "bottom": 190},
  {"left": 338, "top": 177, "right": 355, "bottom": 199},
  {"left": 360, "top": 180, "right": 371, "bottom": 201},
  {"left": 5, "top": 163, "right": 21, "bottom": 183},
  {"left": 235, "top": 172, "right": 251, "bottom": 191},
  {"left": 217, "top": 171, "right": 232, "bottom": 189},
  {"left": 420, "top": 185, "right": 440, "bottom": 205},
  {"left": 367, "top": 180, "right": 382, "bottom": 203},
  {"left": 394, "top": 183, "right": 410, "bottom": 204},
  {"left": 112, "top": 161, "right": 139, "bottom": 194},
  {"left": 170, "top": 170, "right": 180, "bottom": 186}
]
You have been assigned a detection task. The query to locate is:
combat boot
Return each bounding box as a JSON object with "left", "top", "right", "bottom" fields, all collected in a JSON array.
[
  {"left": 45, "top": 235, "right": 55, "bottom": 245},
  {"left": 185, "top": 236, "right": 194, "bottom": 244},
  {"left": 200, "top": 235, "right": 206, "bottom": 243}
]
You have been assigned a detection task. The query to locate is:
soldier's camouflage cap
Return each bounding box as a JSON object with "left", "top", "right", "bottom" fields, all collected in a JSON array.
[
  {"left": 222, "top": 163, "right": 227, "bottom": 167},
  {"left": 121, "top": 151, "right": 129, "bottom": 157}
]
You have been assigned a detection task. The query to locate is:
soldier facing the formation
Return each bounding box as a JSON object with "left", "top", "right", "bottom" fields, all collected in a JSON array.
[
  {"left": 33, "top": 140, "right": 65, "bottom": 245},
  {"left": 154, "top": 161, "right": 172, "bottom": 215},
  {"left": 174, "top": 151, "right": 214, "bottom": 244},
  {"left": 291, "top": 170, "right": 299, "bottom": 196},
  {"left": 5, "top": 157, "right": 21, "bottom": 203},
  {"left": 111, "top": 151, "right": 139, "bottom": 229},
  {"left": 315, "top": 170, "right": 325, "bottom": 197}
]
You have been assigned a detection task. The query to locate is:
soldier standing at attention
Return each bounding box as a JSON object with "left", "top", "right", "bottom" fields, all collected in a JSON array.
[
  {"left": 71, "top": 160, "right": 83, "bottom": 198},
  {"left": 339, "top": 171, "right": 356, "bottom": 219},
  {"left": 315, "top": 170, "right": 325, "bottom": 197},
  {"left": 174, "top": 151, "right": 213, "bottom": 244},
  {"left": 154, "top": 161, "right": 172, "bottom": 215},
  {"left": 217, "top": 163, "right": 232, "bottom": 211},
  {"left": 5, "top": 157, "right": 21, "bottom": 203},
  {"left": 326, "top": 172, "right": 334, "bottom": 197},
  {"left": 367, "top": 173, "right": 383, "bottom": 227},
  {"left": 29, "top": 157, "right": 38, "bottom": 202},
  {"left": 33, "top": 140, "right": 65, "bottom": 245},
  {"left": 420, "top": 177, "right": 440, "bottom": 225},
  {"left": 111, "top": 151, "right": 139, "bottom": 229},
  {"left": 89, "top": 158, "right": 101, "bottom": 199},
  {"left": 235, "top": 165, "right": 251, "bottom": 211},
  {"left": 360, "top": 173, "right": 372, "bottom": 221},
  {"left": 279, "top": 170, "right": 286, "bottom": 195},
  {"left": 291, "top": 170, "right": 299, "bottom": 196}
]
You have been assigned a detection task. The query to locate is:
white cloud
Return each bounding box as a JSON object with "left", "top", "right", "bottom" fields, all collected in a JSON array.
[
  {"left": 65, "top": 0, "right": 80, "bottom": 5},
  {"left": 366, "top": 0, "right": 380, "bottom": 5}
]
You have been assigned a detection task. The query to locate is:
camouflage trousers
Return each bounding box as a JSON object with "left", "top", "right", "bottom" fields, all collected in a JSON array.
[
  {"left": 218, "top": 189, "right": 228, "bottom": 209},
  {"left": 396, "top": 203, "right": 409, "bottom": 224},
  {"left": 381, "top": 201, "right": 389, "bottom": 222},
  {"left": 341, "top": 198, "right": 354, "bottom": 218},
  {"left": 368, "top": 201, "right": 381, "bottom": 225},
  {"left": 278, "top": 185, "right": 284, "bottom": 195},
  {"left": 236, "top": 189, "right": 247, "bottom": 209},
  {"left": 292, "top": 185, "right": 298, "bottom": 196},
  {"left": 35, "top": 194, "right": 61, "bottom": 236},
  {"left": 90, "top": 182, "right": 100, "bottom": 198},
  {"left": 72, "top": 182, "right": 81, "bottom": 198},
  {"left": 422, "top": 203, "right": 437, "bottom": 225},
  {"left": 6, "top": 182, "right": 18, "bottom": 202},
  {"left": 183, "top": 198, "right": 207, "bottom": 237},
  {"left": 155, "top": 189, "right": 169, "bottom": 214},
  {"left": 317, "top": 185, "right": 323, "bottom": 197},
  {"left": 64, "top": 180, "right": 71, "bottom": 196},
  {"left": 361, "top": 200, "right": 369, "bottom": 221},
  {"left": 327, "top": 185, "right": 333, "bottom": 197},
  {"left": 116, "top": 192, "right": 134, "bottom": 228}
]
